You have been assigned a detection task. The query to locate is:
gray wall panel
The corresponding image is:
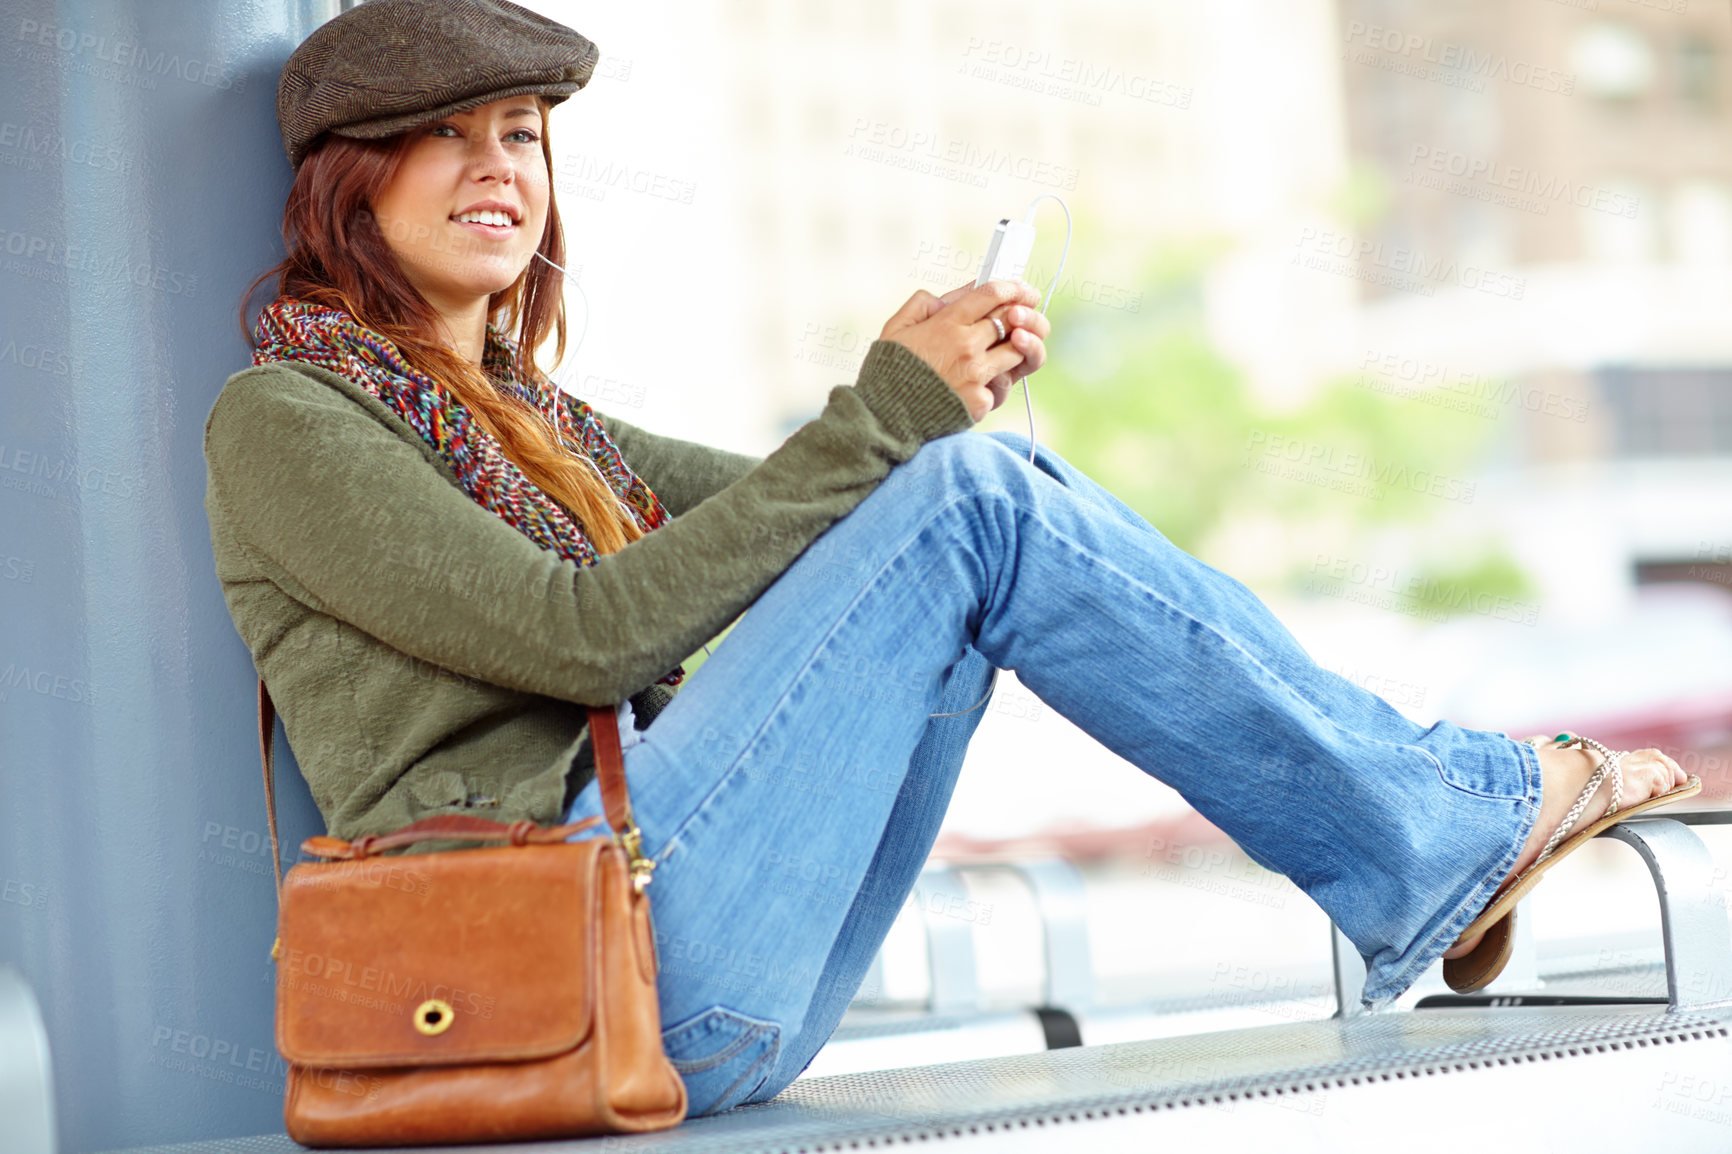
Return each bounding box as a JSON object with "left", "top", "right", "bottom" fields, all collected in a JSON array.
[{"left": 0, "top": 1, "right": 336, "bottom": 1148}]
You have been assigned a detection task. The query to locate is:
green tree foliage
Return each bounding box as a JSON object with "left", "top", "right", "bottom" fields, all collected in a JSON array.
[{"left": 977, "top": 243, "right": 1536, "bottom": 610}]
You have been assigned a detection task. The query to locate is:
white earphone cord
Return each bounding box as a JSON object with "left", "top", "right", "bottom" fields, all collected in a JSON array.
[
  {"left": 534, "top": 196, "right": 1073, "bottom": 718},
  {"left": 928, "top": 193, "right": 1070, "bottom": 719},
  {"left": 531, "top": 250, "right": 637, "bottom": 520}
]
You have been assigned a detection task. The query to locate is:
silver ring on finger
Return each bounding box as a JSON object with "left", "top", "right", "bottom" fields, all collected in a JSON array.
[{"left": 989, "top": 315, "right": 1007, "bottom": 344}]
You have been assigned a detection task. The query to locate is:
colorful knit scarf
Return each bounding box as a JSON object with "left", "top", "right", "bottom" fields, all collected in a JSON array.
[
  {"left": 252, "top": 296, "right": 672, "bottom": 567},
  {"left": 252, "top": 296, "right": 683, "bottom": 687}
]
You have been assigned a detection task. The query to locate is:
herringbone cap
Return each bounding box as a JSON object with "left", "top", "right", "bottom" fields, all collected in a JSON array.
[{"left": 278, "top": 0, "right": 598, "bottom": 171}]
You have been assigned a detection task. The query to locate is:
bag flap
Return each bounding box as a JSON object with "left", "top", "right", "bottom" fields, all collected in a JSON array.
[{"left": 275, "top": 836, "right": 603, "bottom": 1068}]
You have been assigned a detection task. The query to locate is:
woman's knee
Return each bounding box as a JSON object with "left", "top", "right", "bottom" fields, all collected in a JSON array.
[
  {"left": 983, "top": 429, "right": 1034, "bottom": 460},
  {"left": 984, "top": 429, "right": 1082, "bottom": 489},
  {"left": 892, "top": 431, "right": 1025, "bottom": 502}
]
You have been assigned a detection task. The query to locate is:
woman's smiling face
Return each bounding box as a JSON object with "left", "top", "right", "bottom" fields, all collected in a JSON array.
[{"left": 370, "top": 94, "right": 551, "bottom": 317}]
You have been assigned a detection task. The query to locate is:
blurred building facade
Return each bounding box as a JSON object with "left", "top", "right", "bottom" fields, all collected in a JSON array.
[
  {"left": 1332, "top": 0, "right": 1732, "bottom": 754},
  {"left": 1339, "top": 0, "right": 1732, "bottom": 466}
]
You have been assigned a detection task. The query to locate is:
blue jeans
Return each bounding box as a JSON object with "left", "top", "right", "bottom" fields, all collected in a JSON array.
[{"left": 562, "top": 430, "right": 1541, "bottom": 1115}]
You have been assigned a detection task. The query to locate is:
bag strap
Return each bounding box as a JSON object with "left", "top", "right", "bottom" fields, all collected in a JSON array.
[
  {"left": 298, "top": 813, "right": 604, "bottom": 860},
  {"left": 258, "top": 678, "right": 653, "bottom": 910}
]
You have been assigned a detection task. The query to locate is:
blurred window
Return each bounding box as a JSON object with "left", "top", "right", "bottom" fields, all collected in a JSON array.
[
  {"left": 1598, "top": 367, "right": 1732, "bottom": 456},
  {"left": 1453, "top": 197, "right": 1511, "bottom": 270},
  {"left": 1580, "top": 178, "right": 1657, "bottom": 263},
  {"left": 1679, "top": 34, "right": 1719, "bottom": 113},
  {"left": 1635, "top": 559, "right": 1732, "bottom": 588},
  {"left": 1572, "top": 23, "right": 1657, "bottom": 102},
  {"left": 1670, "top": 181, "right": 1732, "bottom": 266}
]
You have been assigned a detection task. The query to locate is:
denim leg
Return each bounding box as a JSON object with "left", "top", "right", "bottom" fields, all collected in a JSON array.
[
  {"left": 744, "top": 432, "right": 1123, "bottom": 1096},
  {"left": 744, "top": 647, "right": 995, "bottom": 1101},
  {"left": 565, "top": 430, "right": 1539, "bottom": 1114}
]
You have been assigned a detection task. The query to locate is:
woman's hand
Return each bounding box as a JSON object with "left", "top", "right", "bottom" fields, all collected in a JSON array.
[{"left": 879, "top": 279, "right": 1050, "bottom": 422}]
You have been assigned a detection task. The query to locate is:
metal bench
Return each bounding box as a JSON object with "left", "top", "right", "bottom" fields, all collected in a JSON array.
[{"left": 97, "top": 1005, "right": 1732, "bottom": 1152}]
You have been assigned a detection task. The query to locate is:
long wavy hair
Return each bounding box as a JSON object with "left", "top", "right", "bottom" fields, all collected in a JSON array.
[{"left": 240, "top": 99, "right": 643, "bottom": 554}]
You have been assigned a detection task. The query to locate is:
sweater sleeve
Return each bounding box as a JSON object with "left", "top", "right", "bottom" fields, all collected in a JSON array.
[
  {"left": 204, "top": 338, "right": 972, "bottom": 706},
  {"left": 590, "top": 409, "right": 761, "bottom": 517}
]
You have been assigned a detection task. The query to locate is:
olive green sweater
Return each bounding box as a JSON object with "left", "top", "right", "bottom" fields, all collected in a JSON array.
[{"left": 202, "top": 338, "right": 973, "bottom": 842}]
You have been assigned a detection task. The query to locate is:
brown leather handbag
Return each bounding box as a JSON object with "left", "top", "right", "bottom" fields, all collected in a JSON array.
[{"left": 257, "top": 680, "right": 688, "bottom": 1146}]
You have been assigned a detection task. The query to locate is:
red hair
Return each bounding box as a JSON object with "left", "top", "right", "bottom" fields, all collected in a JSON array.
[{"left": 240, "top": 102, "right": 643, "bottom": 553}]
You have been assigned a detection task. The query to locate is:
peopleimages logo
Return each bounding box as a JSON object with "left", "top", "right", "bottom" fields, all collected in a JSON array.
[
  {"left": 0, "top": 441, "right": 142, "bottom": 500},
  {"left": 1293, "top": 228, "right": 1525, "bottom": 301},
  {"left": 957, "top": 37, "right": 1193, "bottom": 110},
  {"left": 278, "top": 948, "right": 497, "bottom": 1021},
  {"left": 1358, "top": 349, "right": 1590, "bottom": 424},
  {"left": 1406, "top": 145, "right": 1639, "bottom": 219},
  {"left": 844, "top": 119, "right": 1080, "bottom": 191},
  {"left": 1245, "top": 430, "right": 1478, "bottom": 505},
  {"left": 0, "top": 661, "right": 97, "bottom": 706},
  {"left": 1304, "top": 554, "right": 1540, "bottom": 627},
  {"left": 0, "top": 228, "right": 199, "bottom": 298},
  {"left": 1342, "top": 21, "right": 1575, "bottom": 95},
  {"left": 17, "top": 18, "right": 245, "bottom": 91},
  {"left": 0, "top": 122, "right": 134, "bottom": 175}
]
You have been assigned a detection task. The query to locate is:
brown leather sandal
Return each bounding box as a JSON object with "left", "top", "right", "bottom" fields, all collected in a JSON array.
[{"left": 1442, "top": 734, "right": 1701, "bottom": 993}]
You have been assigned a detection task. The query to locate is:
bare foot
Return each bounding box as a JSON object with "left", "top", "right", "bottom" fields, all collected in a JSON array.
[{"left": 1441, "top": 739, "right": 1686, "bottom": 961}]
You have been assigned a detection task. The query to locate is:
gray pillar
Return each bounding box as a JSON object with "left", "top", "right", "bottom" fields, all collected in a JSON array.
[{"left": 0, "top": 2, "right": 337, "bottom": 1148}]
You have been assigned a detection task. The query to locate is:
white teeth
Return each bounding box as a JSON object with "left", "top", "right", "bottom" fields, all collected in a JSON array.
[{"left": 454, "top": 209, "right": 513, "bottom": 226}]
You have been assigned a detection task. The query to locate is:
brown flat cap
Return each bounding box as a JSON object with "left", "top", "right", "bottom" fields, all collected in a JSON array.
[{"left": 277, "top": 0, "right": 599, "bottom": 171}]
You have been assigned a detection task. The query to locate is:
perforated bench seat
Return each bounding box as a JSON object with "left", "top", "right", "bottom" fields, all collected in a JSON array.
[{"left": 101, "top": 1003, "right": 1732, "bottom": 1153}]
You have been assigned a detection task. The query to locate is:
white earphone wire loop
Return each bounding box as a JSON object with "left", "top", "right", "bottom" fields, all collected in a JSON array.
[
  {"left": 928, "top": 667, "right": 1001, "bottom": 719},
  {"left": 1009, "top": 193, "right": 1071, "bottom": 466},
  {"left": 925, "top": 196, "right": 1070, "bottom": 719},
  {"left": 528, "top": 251, "right": 646, "bottom": 528}
]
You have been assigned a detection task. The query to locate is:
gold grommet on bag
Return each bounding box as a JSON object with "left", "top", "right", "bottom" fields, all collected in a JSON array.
[{"left": 414, "top": 998, "right": 455, "bottom": 1036}]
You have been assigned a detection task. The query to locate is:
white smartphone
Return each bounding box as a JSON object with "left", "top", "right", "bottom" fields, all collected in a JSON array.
[{"left": 975, "top": 218, "right": 1037, "bottom": 287}]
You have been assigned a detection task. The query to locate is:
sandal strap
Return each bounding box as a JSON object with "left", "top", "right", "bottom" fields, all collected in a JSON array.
[{"left": 1534, "top": 734, "right": 1624, "bottom": 866}]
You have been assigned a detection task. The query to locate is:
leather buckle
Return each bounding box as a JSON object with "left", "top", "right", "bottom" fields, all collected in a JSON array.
[{"left": 616, "top": 825, "right": 655, "bottom": 893}]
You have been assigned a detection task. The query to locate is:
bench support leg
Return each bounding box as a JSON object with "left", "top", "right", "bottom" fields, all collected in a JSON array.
[
  {"left": 1332, "top": 923, "right": 1366, "bottom": 1017},
  {"left": 1598, "top": 818, "right": 1732, "bottom": 1012},
  {"left": 1011, "top": 859, "right": 1095, "bottom": 1012},
  {"left": 915, "top": 864, "right": 985, "bottom": 1013}
]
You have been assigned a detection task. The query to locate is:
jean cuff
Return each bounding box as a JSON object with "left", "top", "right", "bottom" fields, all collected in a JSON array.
[{"left": 1359, "top": 736, "right": 1542, "bottom": 1009}]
